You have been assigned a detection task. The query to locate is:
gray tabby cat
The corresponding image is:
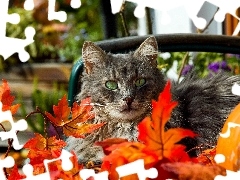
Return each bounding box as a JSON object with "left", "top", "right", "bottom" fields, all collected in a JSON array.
[{"left": 65, "top": 36, "right": 240, "bottom": 162}]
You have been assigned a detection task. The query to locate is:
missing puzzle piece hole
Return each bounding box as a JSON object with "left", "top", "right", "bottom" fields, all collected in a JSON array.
[
  {"left": 18, "top": 27, "right": 36, "bottom": 62},
  {"left": 70, "top": 0, "right": 81, "bottom": 9},
  {"left": 25, "top": 27, "right": 36, "bottom": 40},
  {"left": 0, "top": 156, "right": 15, "bottom": 168},
  {"left": 24, "top": 0, "right": 35, "bottom": 11},
  {"left": 15, "top": 119, "right": 28, "bottom": 131},
  {"left": 18, "top": 51, "right": 30, "bottom": 63},
  {"left": 7, "top": 13, "right": 20, "bottom": 24},
  {"left": 22, "top": 164, "right": 34, "bottom": 177}
]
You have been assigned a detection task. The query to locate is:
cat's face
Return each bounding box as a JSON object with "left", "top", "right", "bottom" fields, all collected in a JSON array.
[{"left": 78, "top": 37, "right": 165, "bottom": 122}]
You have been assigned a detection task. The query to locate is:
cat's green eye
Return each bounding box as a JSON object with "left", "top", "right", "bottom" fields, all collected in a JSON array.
[
  {"left": 105, "top": 80, "right": 118, "bottom": 90},
  {"left": 135, "top": 78, "right": 146, "bottom": 87}
]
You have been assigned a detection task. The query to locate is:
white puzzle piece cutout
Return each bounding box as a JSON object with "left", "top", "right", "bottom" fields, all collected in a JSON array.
[{"left": 21, "top": 149, "right": 73, "bottom": 180}]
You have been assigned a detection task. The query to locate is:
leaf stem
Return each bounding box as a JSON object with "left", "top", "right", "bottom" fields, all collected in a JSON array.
[
  {"left": 26, "top": 107, "right": 62, "bottom": 139},
  {"left": 119, "top": 0, "right": 130, "bottom": 37},
  {"left": 177, "top": 52, "right": 189, "bottom": 83}
]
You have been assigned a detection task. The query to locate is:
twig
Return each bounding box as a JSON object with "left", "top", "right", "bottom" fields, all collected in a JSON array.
[
  {"left": 119, "top": 0, "right": 130, "bottom": 36},
  {"left": 177, "top": 7, "right": 220, "bottom": 81},
  {"left": 26, "top": 107, "right": 62, "bottom": 139},
  {"left": 145, "top": 7, "right": 153, "bottom": 34},
  {"left": 177, "top": 52, "right": 189, "bottom": 83},
  {"left": 0, "top": 123, "right": 17, "bottom": 179}
]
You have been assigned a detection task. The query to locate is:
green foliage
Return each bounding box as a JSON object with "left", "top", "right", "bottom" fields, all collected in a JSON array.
[
  {"left": 18, "top": 79, "right": 67, "bottom": 134},
  {"left": 59, "top": 0, "right": 103, "bottom": 62},
  {"left": 0, "top": 8, "right": 37, "bottom": 71},
  {"left": 157, "top": 52, "right": 187, "bottom": 72},
  {"left": 193, "top": 52, "right": 224, "bottom": 76},
  {"left": 158, "top": 52, "right": 240, "bottom": 78},
  {"left": 5, "top": 0, "right": 104, "bottom": 65}
]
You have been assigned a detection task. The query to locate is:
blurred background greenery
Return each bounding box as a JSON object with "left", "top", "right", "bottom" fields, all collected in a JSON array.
[{"left": 2, "top": 0, "right": 240, "bottom": 133}]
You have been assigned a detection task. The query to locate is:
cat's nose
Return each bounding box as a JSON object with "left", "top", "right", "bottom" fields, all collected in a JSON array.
[{"left": 124, "top": 97, "right": 134, "bottom": 108}]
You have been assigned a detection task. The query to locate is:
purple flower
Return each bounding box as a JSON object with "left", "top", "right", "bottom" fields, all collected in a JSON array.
[
  {"left": 181, "top": 64, "right": 194, "bottom": 75},
  {"left": 208, "top": 61, "right": 231, "bottom": 73}
]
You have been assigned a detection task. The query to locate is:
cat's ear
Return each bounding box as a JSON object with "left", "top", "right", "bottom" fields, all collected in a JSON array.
[
  {"left": 133, "top": 36, "right": 158, "bottom": 65},
  {"left": 82, "top": 41, "right": 106, "bottom": 74}
]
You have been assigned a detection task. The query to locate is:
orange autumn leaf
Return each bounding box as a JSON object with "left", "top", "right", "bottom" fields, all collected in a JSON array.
[
  {"left": 216, "top": 103, "right": 240, "bottom": 171},
  {"left": 100, "top": 141, "right": 158, "bottom": 180},
  {"left": 45, "top": 95, "right": 105, "bottom": 138},
  {"left": 98, "top": 82, "right": 197, "bottom": 180},
  {"left": 24, "top": 133, "right": 66, "bottom": 174},
  {"left": 138, "top": 81, "right": 196, "bottom": 161},
  {"left": 24, "top": 133, "right": 66, "bottom": 153},
  {"left": 95, "top": 138, "right": 129, "bottom": 155},
  {"left": 0, "top": 79, "right": 20, "bottom": 114},
  {"left": 45, "top": 94, "right": 71, "bottom": 126}
]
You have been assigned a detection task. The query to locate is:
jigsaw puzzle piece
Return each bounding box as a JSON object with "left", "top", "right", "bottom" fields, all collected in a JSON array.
[
  {"left": 207, "top": 0, "right": 240, "bottom": 22},
  {"left": 116, "top": 159, "right": 158, "bottom": 180},
  {"left": 0, "top": 26, "right": 35, "bottom": 62},
  {"left": 0, "top": 102, "right": 28, "bottom": 150},
  {"left": 43, "top": 149, "right": 73, "bottom": 171},
  {"left": 21, "top": 164, "right": 50, "bottom": 180},
  {"left": 48, "top": 0, "right": 67, "bottom": 22},
  {"left": 80, "top": 169, "right": 109, "bottom": 180},
  {"left": 21, "top": 149, "right": 73, "bottom": 180},
  {"left": 205, "top": 0, "right": 240, "bottom": 35}
]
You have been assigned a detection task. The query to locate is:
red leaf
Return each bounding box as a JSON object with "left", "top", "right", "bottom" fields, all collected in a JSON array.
[
  {"left": 45, "top": 94, "right": 71, "bottom": 126},
  {"left": 95, "top": 138, "right": 129, "bottom": 155},
  {"left": 45, "top": 96, "right": 105, "bottom": 138},
  {"left": 101, "top": 141, "right": 158, "bottom": 180},
  {"left": 196, "top": 148, "right": 217, "bottom": 165},
  {"left": 49, "top": 151, "right": 83, "bottom": 180},
  {"left": 138, "top": 81, "right": 196, "bottom": 161},
  {"left": 161, "top": 162, "right": 226, "bottom": 180},
  {"left": 8, "top": 165, "right": 26, "bottom": 180},
  {"left": 24, "top": 133, "right": 66, "bottom": 173},
  {"left": 0, "top": 79, "right": 20, "bottom": 114},
  {"left": 99, "top": 82, "right": 197, "bottom": 179}
]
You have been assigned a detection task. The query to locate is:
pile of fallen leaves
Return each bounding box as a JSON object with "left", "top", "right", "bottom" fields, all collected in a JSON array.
[{"left": 1, "top": 80, "right": 240, "bottom": 179}]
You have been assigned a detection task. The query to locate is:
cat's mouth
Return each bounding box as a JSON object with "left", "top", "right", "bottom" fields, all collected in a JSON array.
[{"left": 121, "top": 105, "right": 135, "bottom": 112}]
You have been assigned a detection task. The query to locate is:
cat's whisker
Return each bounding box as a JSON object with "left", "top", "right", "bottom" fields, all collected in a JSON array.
[{"left": 81, "top": 103, "right": 105, "bottom": 107}]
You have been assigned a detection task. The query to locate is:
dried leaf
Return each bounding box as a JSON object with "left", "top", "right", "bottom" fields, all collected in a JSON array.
[
  {"left": 162, "top": 162, "right": 226, "bottom": 180},
  {"left": 197, "top": 148, "right": 217, "bottom": 165}
]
